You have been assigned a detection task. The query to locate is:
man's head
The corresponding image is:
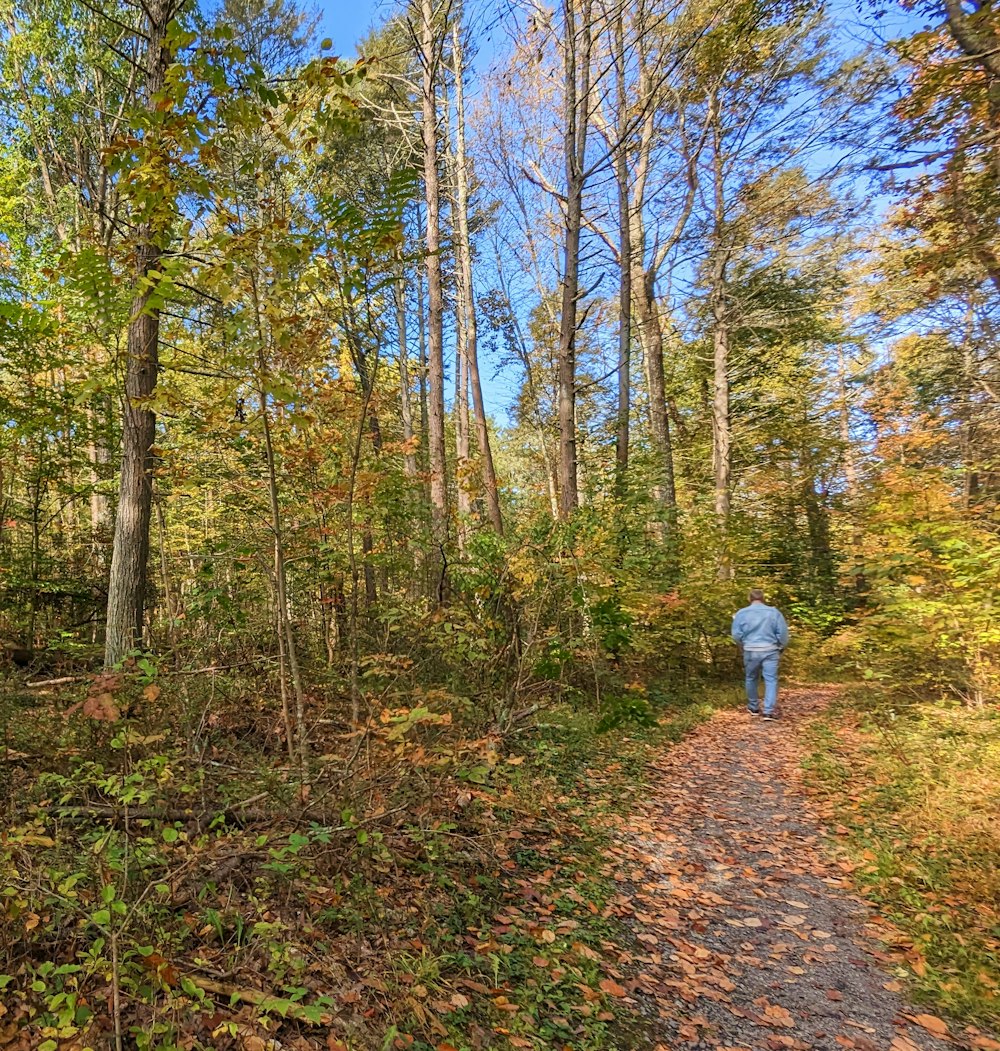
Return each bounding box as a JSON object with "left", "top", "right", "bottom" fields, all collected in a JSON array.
[{"left": 748, "top": 588, "right": 766, "bottom": 604}]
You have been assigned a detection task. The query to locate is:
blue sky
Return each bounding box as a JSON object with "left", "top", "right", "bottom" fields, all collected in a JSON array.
[{"left": 316, "top": 0, "right": 384, "bottom": 55}]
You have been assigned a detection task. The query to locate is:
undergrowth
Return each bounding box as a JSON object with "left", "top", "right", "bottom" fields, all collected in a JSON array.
[
  {"left": 803, "top": 692, "right": 1000, "bottom": 1030},
  {"left": 0, "top": 673, "right": 725, "bottom": 1051}
]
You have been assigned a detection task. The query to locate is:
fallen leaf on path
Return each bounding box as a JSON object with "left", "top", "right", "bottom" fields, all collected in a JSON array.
[
  {"left": 762, "top": 1004, "right": 795, "bottom": 1028},
  {"left": 910, "top": 1013, "right": 949, "bottom": 1037}
]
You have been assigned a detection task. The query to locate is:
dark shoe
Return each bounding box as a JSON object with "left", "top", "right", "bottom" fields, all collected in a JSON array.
[
  {"left": 763, "top": 712, "right": 778, "bottom": 721},
  {"left": 746, "top": 706, "right": 760, "bottom": 716}
]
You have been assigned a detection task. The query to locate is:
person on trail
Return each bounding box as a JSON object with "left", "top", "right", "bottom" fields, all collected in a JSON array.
[{"left": 731, "top": 589, "right": 789, "bottom": 721}]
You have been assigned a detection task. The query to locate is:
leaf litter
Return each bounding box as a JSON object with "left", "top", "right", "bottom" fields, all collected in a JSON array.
[{"left": 598, "top": 686, "right": 993, "bottom": 1051}]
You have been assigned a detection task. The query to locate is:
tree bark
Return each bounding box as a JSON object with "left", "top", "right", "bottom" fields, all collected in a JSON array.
[
  {"left": 710, "top": 281, "right": 731, "bottom": 520},
  {"left": 452, "top": 19, "right": 503, "bottom": 534},
  {"left": 393, "top": 273, "right": 419, "bottom": 479},
  {"left": 613, "top": 11, "right": 630, "bottom": 485},
  {"left": 556, "top": 0, "right": 593, "bottom": 518},
  {"left": 455, "top": 291, "right": 472, "bottom": 551},
  {"left": 419, "top": 0, "right": 449, "bottom": 573},
  {"left": 708, "top": 91, "right": 731, "bottom": 525},
  {"left": 633, "top": 267, "right": 677, "bottom": 507},
  {"left": 104, "top": 0, "right": 172, "bottom": 667}
]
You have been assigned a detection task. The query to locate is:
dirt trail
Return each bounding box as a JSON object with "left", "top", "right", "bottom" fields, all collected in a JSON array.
[{"left": 607, "top": 686, "right": 966, "bottom": 1051}]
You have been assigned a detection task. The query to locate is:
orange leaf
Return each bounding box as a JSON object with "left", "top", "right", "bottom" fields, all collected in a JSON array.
[
  {"left": 911, "top": 1014, "right": 948, "bottom": 1037},
  {"left": 599, "top": 978, "right": 626, "bottom": 997}
]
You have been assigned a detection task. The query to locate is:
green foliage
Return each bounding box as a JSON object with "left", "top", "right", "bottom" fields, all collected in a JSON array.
[{"left": 804, "top": 698, "right": 1000, "bottom": 1026}]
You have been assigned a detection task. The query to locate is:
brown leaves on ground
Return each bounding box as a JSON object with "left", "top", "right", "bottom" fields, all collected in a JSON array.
[{"left": 592, "top": 686, "right": 977, "bottom": 1051}]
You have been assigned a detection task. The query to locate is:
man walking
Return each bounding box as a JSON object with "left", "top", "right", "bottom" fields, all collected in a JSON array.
[{"left": 731, "top": 588, "right": 789, "bottom": 721}]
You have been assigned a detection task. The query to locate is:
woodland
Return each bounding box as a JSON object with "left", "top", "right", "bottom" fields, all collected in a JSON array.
[{"left": 0, "top": 0, "right": 998, "bottom": 1045}]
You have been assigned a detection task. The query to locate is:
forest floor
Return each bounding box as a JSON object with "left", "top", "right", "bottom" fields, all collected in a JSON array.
[
  {"left": 3, "top": 679, "right": 998, "bottom": 1051},
  {"left": 604, "top": 686, "right": 997, "bottom": 1051}
]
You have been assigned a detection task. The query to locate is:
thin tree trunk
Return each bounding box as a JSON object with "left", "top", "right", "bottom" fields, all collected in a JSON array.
[
  {"left": 415, "top": 222, "right": 430, "bottom": 475},
  {"left": 394, "top": 273, "right": 419, "bottom": 479},
  {"left": 259, "top": 377, "right": 308, "bottom": 768},
  {"left": 455, "top": 293, "right": 472, "bottom": 551},
  {"left": 273, "top": 587, "right": 297, "bottom": 763},
  {"left": 633, "top": 270, "right": 676, "bottom": 508},
  {"left": 708, "top": 92, "right": 731, "bottom": 527},
  {"left": 420, "top": 0, "right": 449, "bottom": 580},
  {"left": 613, "top": 11, "right": 630, "bottom": 486},
  {"left": 710, "top": 290, "right": 731, "bottom": 520},
  {"left": 556, "top": 0, "right": 593, "bottom": 518},
  {"left": 104, "top": 0, "right": 172, "bottom": 667},
  {"left": 154, "top": 499, "right": 175, "bottom": 648},
  {"left": 540, "top": 430, "right": 560, "bottom": 519},
  {"left": 452, "top": 18, "right": 503, "bottom": 533},
  {"left": 88, "top": 401, "right": 110, "bottom": 558}
]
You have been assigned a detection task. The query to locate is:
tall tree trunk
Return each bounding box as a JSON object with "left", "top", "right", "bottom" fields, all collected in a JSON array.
[
  {"left": 260, "top": 375, "right": 308, "bottom": 765},
  {"left": 452, "top": 18, "right": 504, "bottom": 534},
  {"left": 633, "top": 267, "right": 677, "bottom": 508},
  {"left": 104, "top": 0, "right": 172, "bottom": 668},
  {"left": 415, "top": 213, "right": 430, "bottom": 475},
  {"left": 708, "top": 92, "right": 731, "bottom": 527},
  {"left": 420, "top": 0, "right": 449, "bottom": 575},
  {"left": 455, "top": 294, "right": 472, "bottom": 551},
  {"left": 394, "top": 273, "right": 419, "bottom": 479},
  {"left": 556, "top": 0, "right": 593, "bottom": 518},
  {"left": 613, "top": 12, "right": 630, "bottom": 486},
  {"left": 621, "top": 0, "right": 691, "bottom": 515},
  {"left": 710, "top": 283, "right": 731, "bottom": 520},
  {"left": 88, "top": 399, "right": 110, "bottom": 559}
]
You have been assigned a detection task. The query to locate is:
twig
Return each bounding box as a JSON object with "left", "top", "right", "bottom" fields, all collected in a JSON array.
[{"left": 188, "top": 976, "right": 334, "bottom": 1024}]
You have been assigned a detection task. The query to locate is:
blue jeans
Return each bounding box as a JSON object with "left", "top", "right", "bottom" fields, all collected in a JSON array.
[{"left": 744, "top": 649, "right": 780, "bottom": 714}]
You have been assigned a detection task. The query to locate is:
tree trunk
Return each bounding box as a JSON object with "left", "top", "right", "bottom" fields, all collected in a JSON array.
[
  {"left": 710, "top": 285, "right": 731, "bottom": 520},
  {"left": 104, "top": 0, "right": 172, "bottom": 668},
  {"left": 394, "top": 273, "right": 419, "bottom": 479},
  {"left": 88, "top": 397, "right": 111, "bottom": 563},
  {"left": 452, "top": 18, "right": 503, "bottom": 534},
  {"left": 420, "top": 0, "right": 449, "bottom": 573},
  {"left": 613, "top": 12, "right": 630, "bottom": 486},
  {"left": 556, "top": 0, "right": 593, "bottom": 518},
  {"left": 708, "top": 92, "right": 731, "bottom": 526},
  {"left": 415, "top": 219, "right": 430, "bottom": 476},
  {"left": 633, "top": 266, "right": 677, "bottom": 507},
  {"left": 455, "top": 294, "right": 472, "bottom": 551},
  {"left": 259, "top": 375, "right": 308, "bottom": 767}
]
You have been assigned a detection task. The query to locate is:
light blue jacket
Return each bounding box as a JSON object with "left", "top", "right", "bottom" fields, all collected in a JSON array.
[{"left": 731, "top": 601, "right": 789, "bottom": 652}]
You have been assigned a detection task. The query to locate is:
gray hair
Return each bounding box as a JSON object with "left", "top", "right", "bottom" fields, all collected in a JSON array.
[{"left": 749, "top": 588, "right": 765, "bottom": 603}]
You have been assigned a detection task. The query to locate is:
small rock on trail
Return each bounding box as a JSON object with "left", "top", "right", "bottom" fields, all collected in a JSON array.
[{"left": 609, "top": 686, "right": 962, "bottom": 1051}]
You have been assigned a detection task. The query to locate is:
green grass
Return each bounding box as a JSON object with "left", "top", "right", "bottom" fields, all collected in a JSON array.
[{"left": 803, "top": 694, "right": 1000, "bottom": 1029}]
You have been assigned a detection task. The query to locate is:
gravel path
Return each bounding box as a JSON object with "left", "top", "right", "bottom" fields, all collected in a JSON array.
[{"left": 607, "top": 686, "right": 970, "bottom": 1051}]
